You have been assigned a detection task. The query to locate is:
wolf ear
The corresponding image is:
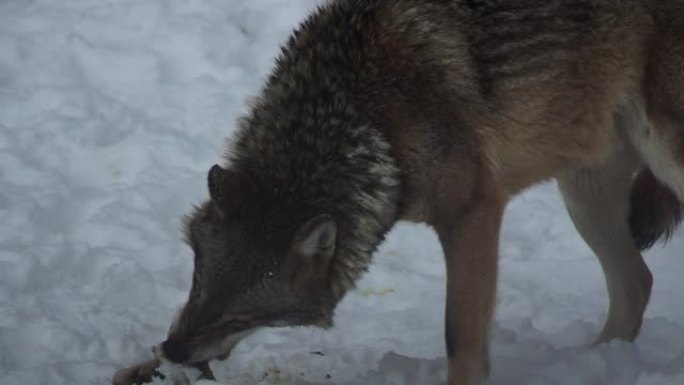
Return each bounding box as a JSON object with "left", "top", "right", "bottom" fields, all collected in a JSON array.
[
  {"left": 292, "top": 215, "right": 337, "bottom": 268},
  {"left": 207, "top": 164, "right": 233, "bottom": 207}
]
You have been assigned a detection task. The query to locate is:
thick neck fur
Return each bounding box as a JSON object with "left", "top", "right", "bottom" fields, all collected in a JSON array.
[{"left": 223, "top": 0, "right": 400, "bottom": 301}]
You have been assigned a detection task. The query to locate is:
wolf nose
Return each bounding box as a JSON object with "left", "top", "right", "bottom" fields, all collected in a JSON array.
[{"left": 161, "top": 336, "right": 190, "bottom": 363}]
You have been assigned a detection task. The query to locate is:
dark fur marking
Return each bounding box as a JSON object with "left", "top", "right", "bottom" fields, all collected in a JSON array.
[{"left": 629, "top": 168, "right": 682, "bottom": 250}]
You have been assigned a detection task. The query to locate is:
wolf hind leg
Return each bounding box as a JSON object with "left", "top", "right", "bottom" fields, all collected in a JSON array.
[{"left": 557, "top": 142, "right": 652, "bottom": 344}]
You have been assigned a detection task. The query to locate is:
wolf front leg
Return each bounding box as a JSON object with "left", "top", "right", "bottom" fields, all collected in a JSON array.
[{"left": 433, "top": 194, "right": 504, "bottom": 385}]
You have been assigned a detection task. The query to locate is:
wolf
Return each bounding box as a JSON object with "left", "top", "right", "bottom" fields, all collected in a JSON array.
[{"left": 114, "top": 0, "right": 684, "bottom": 384}]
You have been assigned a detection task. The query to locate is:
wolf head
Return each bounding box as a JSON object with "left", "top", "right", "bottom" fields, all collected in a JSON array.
[
  {"left": 160, "top": 165, "right": 341, "bottom": 364},
  {"left": 158, "top": 0, "right": 403, "bottom": 365}
]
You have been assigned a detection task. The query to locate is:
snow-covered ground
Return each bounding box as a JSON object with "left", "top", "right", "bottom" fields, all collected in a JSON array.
[{"left": 1, "top": 1, "right": 683, "bottom": 384}]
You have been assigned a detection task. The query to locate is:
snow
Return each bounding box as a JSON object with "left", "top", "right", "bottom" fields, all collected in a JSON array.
[{"left": 1, "top": 0, "right": 683, "bottom": 384}]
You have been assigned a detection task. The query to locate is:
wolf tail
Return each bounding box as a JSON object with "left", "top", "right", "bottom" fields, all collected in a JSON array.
[{"left": 629, "top": 168, "right": 682, "bottom": 251}]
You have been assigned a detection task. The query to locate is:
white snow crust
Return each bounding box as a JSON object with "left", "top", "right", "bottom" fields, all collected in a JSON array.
[{"left": 1, "top": 1, "right": 683, "bottom": 384}]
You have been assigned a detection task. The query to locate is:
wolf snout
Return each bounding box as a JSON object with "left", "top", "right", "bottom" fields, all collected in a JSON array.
[{"left": 161, "top": 335, "right": 190, "bottom": 364}]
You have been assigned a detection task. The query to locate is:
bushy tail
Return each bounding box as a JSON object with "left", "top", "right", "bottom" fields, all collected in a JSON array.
[{"left": 629, "top": 168, "right": 682, "bottom": 251}]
